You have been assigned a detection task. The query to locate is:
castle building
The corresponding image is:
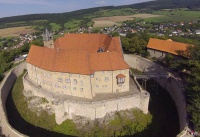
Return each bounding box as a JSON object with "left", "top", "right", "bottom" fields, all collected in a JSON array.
[
  {"left": 147, "top": 38, "right": 191, "bottom": 59},
  {"left": 26, "top": 30, "right": 130, "bottom": 99}
]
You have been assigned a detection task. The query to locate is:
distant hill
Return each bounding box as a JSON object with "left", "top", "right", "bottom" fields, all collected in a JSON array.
[
  {"left": 117, "top": 0, "right": 200, "bottom": 10},
  {"left": 0, "top": 0, "right": 200, "bottom": 29}
]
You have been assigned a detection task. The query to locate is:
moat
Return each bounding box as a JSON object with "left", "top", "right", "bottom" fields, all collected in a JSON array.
[{"left": 6, "top": 78, "right": 179, "bottom": 137}]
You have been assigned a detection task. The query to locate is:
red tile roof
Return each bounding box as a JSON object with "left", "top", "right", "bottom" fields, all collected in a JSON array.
[
  {"left": 147, "top": 38, "right": 191, "bottom": 55},
  {"left": 27, "top": 34, "right": 129, "bottom": 75},
  {"left": 116, "top": 74, "right": 126, "bottom": 78}
]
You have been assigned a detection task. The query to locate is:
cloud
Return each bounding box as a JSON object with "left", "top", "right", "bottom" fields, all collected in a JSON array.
[{"left": 95, "top": 0, "right": 106, "bottom": 5}]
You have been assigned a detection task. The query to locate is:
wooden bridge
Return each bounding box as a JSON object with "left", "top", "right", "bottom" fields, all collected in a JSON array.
[
  {"left": 135, "top": 72, "right": 171, "bottom": 79},
  {"left": 133, "top": 72, "right": 171, "bottom": 90}
]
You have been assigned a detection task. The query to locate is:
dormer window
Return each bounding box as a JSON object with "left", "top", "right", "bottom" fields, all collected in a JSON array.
[{"left": 116, "top": 74, "right": 126, "bottom": 84}]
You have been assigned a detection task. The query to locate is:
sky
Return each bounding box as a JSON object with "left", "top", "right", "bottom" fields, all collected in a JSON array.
[{"left": 0, "top": 0, "right": 153, "bottom": 18}]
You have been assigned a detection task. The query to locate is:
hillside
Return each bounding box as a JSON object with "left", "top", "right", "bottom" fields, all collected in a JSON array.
[{"left": 0, "top": 0, "right": 200, "bottom": 29}]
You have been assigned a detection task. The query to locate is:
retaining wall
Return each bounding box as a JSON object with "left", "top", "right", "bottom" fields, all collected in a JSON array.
[
  {"left": 124, "top": 54, "right": 188, "bottom": 133},
  {"left": 0, "top": 62, "right": 27, "bottom": 137},
  {"left": 23, "top": 72, "right": 149, "bottom": 124}
]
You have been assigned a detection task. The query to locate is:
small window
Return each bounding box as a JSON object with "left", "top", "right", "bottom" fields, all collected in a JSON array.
[
  {"left": 55, "top": 83, "right": 59, "bottom": 88},
  {"left": 65, "top": 78, "right": 70, "bottom": 83},
  {"left": 117, "top": 78, "right": 125, "bottom": 84},
  {"left": 96, "top": 78, "right": 99, "bottom": 81},
  {"left": 90, "top": 74, "right": 94, "bottom": 78},
  {"left": 105, "top": 77, "right": 109, "bottom": 82},
  {"left": 80, "top": 88, "right": 83, "bottom": 92},
  {"left": 73, "top": 79, "right": 77, "bottom": 85},
  {"left": 63, "top": 85, "right": 66, "bottom": 89},
  {"left": 58, "top": 78, "right": 63, "bottom": 82},
  {"left": 80, "top": 81, "right": 83, "bottom": 85},
  {"left": 43, "top": 73, "right": 46, "bottom": 77},
  {"left": 47, "top": 73, "right": 50, "bottom": 78},
  {"left": 116, "top": 74, "right": 126, "bottom": 85}
]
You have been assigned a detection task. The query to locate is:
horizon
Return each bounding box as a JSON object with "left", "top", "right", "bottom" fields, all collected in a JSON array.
[{"left": 0, "top": 0, "right": 153, "bottom": 18}]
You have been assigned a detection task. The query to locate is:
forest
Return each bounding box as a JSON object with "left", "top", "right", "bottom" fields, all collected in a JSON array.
[{"left": 0, "top": 0, "right": 200, "bottom": 29}]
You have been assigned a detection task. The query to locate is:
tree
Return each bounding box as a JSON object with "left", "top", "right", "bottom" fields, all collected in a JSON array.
[{"left": 185, "top": 45, "right": 200, "bottom": 131}]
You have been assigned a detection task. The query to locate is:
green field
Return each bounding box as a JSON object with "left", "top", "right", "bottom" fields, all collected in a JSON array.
[
  {"left": 143, "top": 9, "right": 200, "bottom": 23},
  {"left": 64, "top": 20, "right": 82, "bottom": 29},
  {"left": 49, "top": 23, "right": 61, "bottom": 31}
]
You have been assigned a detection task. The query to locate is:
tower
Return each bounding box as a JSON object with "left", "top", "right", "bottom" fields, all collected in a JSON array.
[{"left": 43, "top": 28, "right": 54, "bottom": 48}]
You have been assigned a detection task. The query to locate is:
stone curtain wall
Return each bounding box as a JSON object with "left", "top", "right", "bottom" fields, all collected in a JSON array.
[
  {"left": 124, "top": 54, "right": 187, "bottom": 132},
  {"left": 23, "top": 73, "right": 149, "bottom": 124},
  {"left": 0, "top": 62, "right": 27, "bottom": 137}
]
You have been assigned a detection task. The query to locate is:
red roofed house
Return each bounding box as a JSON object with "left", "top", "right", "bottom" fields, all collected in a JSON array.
[
  {"left": 147, "top": 38, "right": 191, "bottom": 59},
  {"left": 26, "top": 29, "right": 130, "bottom": 99}
]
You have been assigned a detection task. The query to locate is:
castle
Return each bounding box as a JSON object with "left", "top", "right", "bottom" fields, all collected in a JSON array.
[
  {"left": 26, "top": 29, "right": 130, "bottom": 99},
  {"left": 23, "top": 29, "right": 149, "bottom": 124}
]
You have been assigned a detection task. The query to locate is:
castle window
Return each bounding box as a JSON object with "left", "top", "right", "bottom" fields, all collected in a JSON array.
[
  {"left": 73, "top": 79, "right": 77, "bottom": 85},
  {"left": 80, "top": 88, "right": 83, "bottom": 92},
  {"left": 90, "top": 74, "right": 94, "bottom": 78},
  {"left": 58, "top": 78, "right": 63, "bottom": 82},
  {"left": 105, "top": 77, "right": 109, "bottom": 82},
  {"left": 116, "top": 74, "right": 126, "bottom": 84},
  {"left": 63, "top": 85, "right": 66, "bottom": 89},
  {"left": 55, "top": 83, "right": 59, "bottom": 88},
  {"left": 80, "top": 81, "right": 83, "bottom": 85},
  {"left": 96, "top": 78, "right": 99, "bottom": 81},
  {"left": 65, "top": 78, "right": 70, "bottom": 83},
  {"left": 43, "top": 73, "right": 46, "bottom": 77}
]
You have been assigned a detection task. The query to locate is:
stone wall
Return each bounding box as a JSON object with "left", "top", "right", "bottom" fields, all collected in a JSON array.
[
  {"left": 0, "top": 62, "right": 27, "bottom": 137},
  {"left": 124, "top": 54, "right": 187, "bottom": 132},
  {"left": 23, "top": 73, "right": 149, "bottom": 124}
]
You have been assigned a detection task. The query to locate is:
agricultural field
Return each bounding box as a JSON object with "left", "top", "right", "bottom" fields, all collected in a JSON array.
[
  {"left": 143, "top": 9, "right": 200, "bottom": 23},
  {"left": 0, "top": 26, "right": 35, "bottom": 37},
  {"left": 92, "top": 14, "right": 161, "bottom": 27}
]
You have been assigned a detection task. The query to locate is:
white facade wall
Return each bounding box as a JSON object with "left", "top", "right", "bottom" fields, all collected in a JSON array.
[
  {"left": 148, "top": 48, "right": 167, "bottom": 59},
  {"left": 27, "top": 63, "right": 130, "bottom": 99}
]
